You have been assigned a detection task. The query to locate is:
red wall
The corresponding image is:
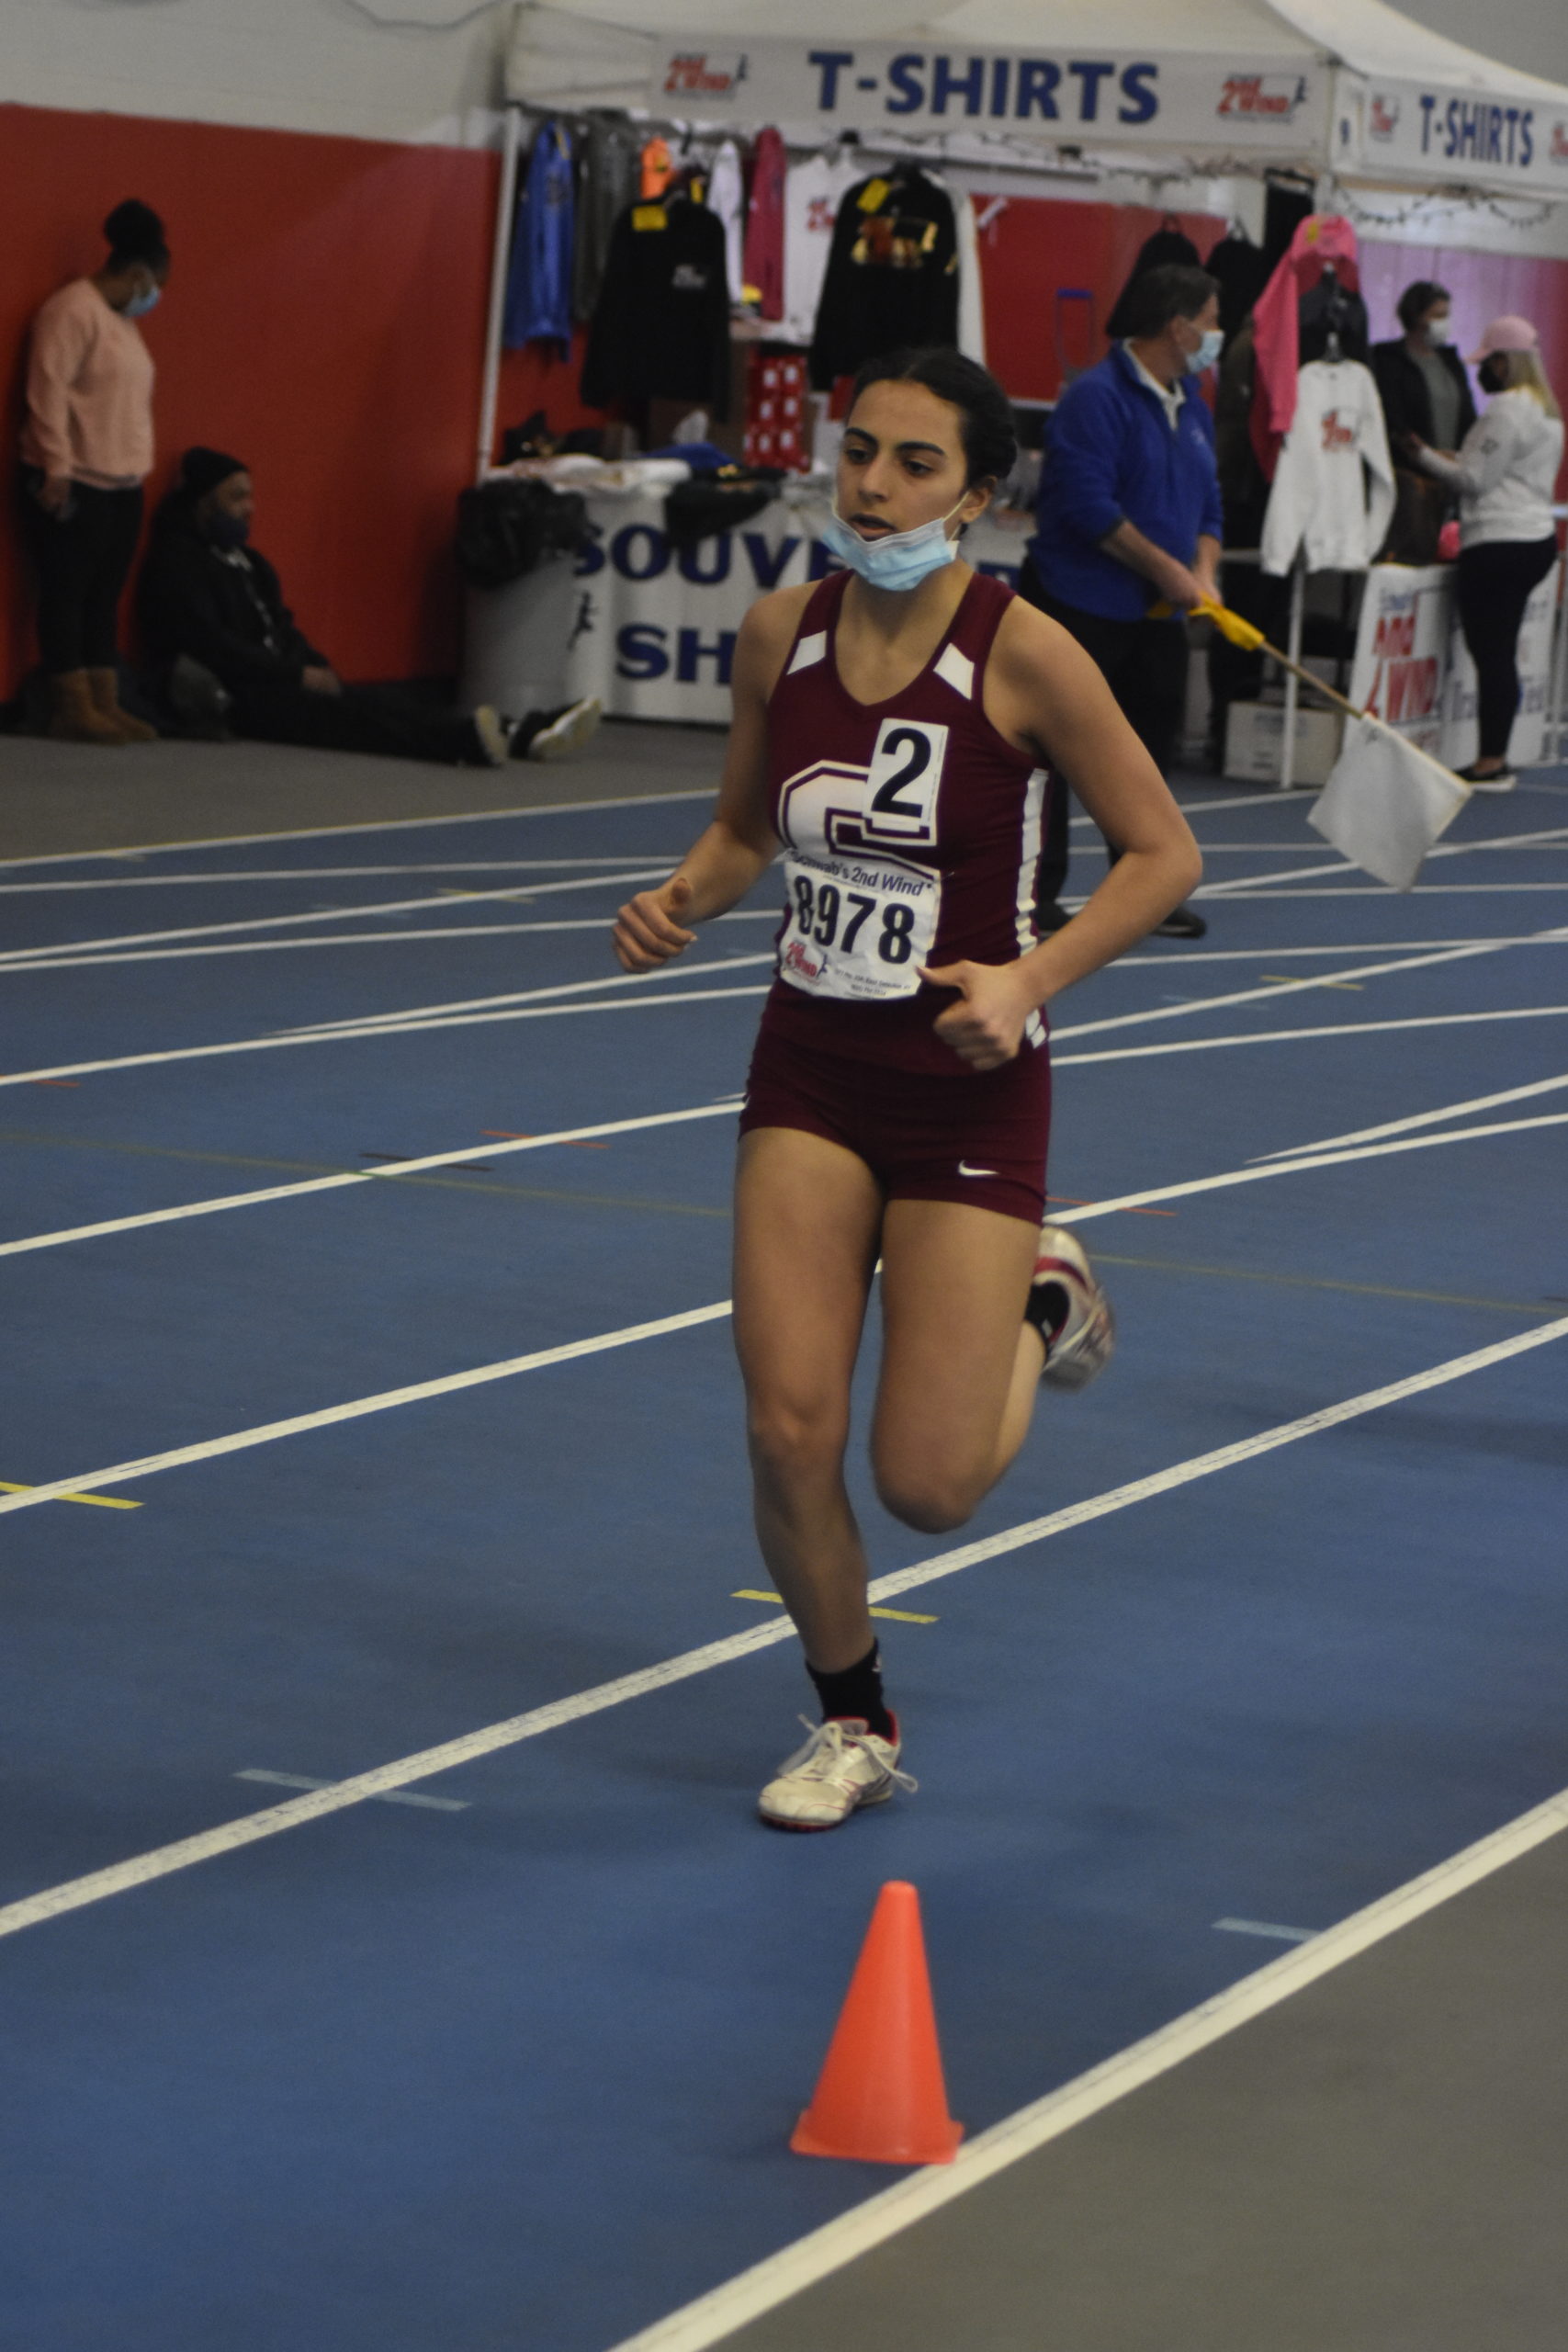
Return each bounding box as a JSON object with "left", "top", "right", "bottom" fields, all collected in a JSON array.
[
  {"left": 975, "top": 198, "right": 1227, "bottom": 401},
  {"left": 1, "top": 103, "right": 495, "bottom": 694}
]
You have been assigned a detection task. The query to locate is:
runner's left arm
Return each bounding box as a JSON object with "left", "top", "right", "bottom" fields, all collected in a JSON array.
[{"left": 922, "top": 601, "right": 1201, "bottom": 1069}]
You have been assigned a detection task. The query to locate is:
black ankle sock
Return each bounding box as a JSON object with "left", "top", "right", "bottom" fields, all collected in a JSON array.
[
  {"left": 1024, "top": 1277, "right": 1068, "bottom": 1347},
  {"left": 807, "top": 1643, "right": 894, "bottom": 1742}
]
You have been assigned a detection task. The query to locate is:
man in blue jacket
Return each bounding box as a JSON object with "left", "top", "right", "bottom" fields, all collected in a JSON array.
[{"left": 1023, "top": 263, "right": 1223, "bottom": 938}]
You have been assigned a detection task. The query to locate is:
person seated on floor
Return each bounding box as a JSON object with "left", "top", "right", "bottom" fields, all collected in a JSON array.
[{"left": 137, "top": 447, "right": 600, "bottom": 765}]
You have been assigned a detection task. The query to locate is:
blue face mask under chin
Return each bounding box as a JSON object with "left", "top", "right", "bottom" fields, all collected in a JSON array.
[
  {"left": 820, "top": 495, "right": 970, "bottom": 593},
  {"left": 123, "top": 283, "right": 162, "bottom": 320}
]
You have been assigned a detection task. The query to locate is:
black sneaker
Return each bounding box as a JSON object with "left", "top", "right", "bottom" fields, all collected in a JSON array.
[
  {"left": 1153, "top": 901, "right": 1208, "bottom": 939},
  {"left": 1455, "top": 762, "right": 1516, "bottom": 793}
]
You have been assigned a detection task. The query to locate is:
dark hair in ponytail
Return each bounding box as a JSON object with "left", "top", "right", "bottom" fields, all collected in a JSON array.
[
  {"left": 104, "top": 199, "right": 169, "bottom": 272},
  {"left": 847, "top": 347, "right": 1018, "bottom": 488}
]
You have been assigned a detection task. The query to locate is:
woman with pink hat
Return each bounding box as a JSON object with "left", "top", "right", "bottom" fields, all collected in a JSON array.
[{"left": 1410, "top": 314, "right": 1562, "bottom": 789}]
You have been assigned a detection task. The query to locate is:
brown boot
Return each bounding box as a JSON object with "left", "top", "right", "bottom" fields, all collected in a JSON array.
[
  {"left": 47, "top": 670, "right": 126, "bottom": 744},
  {"left": 87, "top": 666, "right": 158, "bottom": 742}
]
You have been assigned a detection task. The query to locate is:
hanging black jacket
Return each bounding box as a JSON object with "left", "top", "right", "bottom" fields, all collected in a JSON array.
[
  {"left": 808, "top": 168, "right": 958, "bottom": 390},
  {"left": 1371, "top": 337, "right": 1477, "bottom": 461},
  {"left": 138, "top": 498, "right": 326, "bottom": 691},
  {"left": 1103, "top": 226, "right": 1201, "bottom": 341},
  {"left": 581, "top": 195, "right": 731, "bottom": 415}
]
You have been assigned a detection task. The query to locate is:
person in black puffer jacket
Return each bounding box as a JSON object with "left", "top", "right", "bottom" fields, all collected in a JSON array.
[{"left": 137, "top": 447, "right": 597, "bottom": 764}]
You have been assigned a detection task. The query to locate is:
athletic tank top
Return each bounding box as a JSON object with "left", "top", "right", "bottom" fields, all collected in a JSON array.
[{"left": 758, "top": 567, "right": 1052, "bottom": 1073}]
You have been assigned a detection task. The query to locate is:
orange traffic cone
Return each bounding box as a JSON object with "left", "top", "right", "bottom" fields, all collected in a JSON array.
[{"left": 791, "top": 1881, "right": 963, "bottom": 2165}]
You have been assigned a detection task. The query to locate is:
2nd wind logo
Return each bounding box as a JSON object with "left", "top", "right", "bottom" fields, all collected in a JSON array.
[
  {"left": 1369, "top": 93, "right": 1400, "bottom": 141},
  {"left": 662, "top": 51, "right": 749, "bottom": 99},
  {"left": 1551, "top": 121, "right": 1568, "bottom": 166},
  {"left": 1218, "top": 74, "right": 1308, "bottom": 119}
]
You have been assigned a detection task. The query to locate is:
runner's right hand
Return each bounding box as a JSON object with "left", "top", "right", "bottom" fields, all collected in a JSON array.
[{"left": 614, "top": 875, "right": 696, "bottom": 971}]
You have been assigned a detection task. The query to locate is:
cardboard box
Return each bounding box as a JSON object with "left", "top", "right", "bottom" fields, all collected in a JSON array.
[{"left": 1224, "top": 700, "right": 1344, "bottom": 786}]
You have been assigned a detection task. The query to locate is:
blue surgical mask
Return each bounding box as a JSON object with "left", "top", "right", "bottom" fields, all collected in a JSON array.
[
  {"left": 820, "top": 496, "right": 968, "bottom": 593},
  {"left": 123, "top": 283, "right": 161, "bottom": 320},
  {"left": 1185, "top": 327, "right": 1224, "bottom": 375}
]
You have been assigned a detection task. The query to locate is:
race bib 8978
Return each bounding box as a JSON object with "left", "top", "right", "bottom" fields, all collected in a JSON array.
[{"left": 775, "top": 718, "right": 947, "bottom": 1003}]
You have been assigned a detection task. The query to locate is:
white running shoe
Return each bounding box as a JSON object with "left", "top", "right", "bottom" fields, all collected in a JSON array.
[
  {"left": 526, "top": 695, "right": 603, "bottom": 763},
  {"left": 1029, "top": 1223, "right": 1115, "bottom": 1392},
  {"left": 757, "top": 1715, "right": 916, "bottom": 1832}
]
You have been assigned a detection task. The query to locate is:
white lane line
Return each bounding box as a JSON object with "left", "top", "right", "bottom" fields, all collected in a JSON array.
[
  {"left": 8, "top": 986, "right": 1568, "bottom": 1098},
  {"left": 1214, "top": 884, "right": 1568, "bottom": 898},
  {"left": 1251, "top": 1071, "right": 1568, "bottom": 1161},
  {"left": 9, "top": 923, "right": 1560, "bottom": 981},
  {"left": 1051, "top": 934, "right": 1554, "bottom": 1046},
  {"left": 1213, "top": 1917, "right": 1317, "bottom": 1944},
  {"left": 0, "top": 785, "right": 718, "bottom": 871},
  {"left": 0, "top": 910, "right": 784, "bottom": 973},
  {"left": 0, "top": 1299, "right": 738, "bottom": 1518},
  {"left": 1057, "top": 1005, "right": 1568, "bottom": 1069},
  {"left": 1038, "top": 1110, "right": 1568, "bottom": 1223},
  {"left": 290, "top": 930, "right": 1558, "bottom": 1052},
  {"left": 1194, "top": 824, "right": 1568, "bottom": 901},
  {"left": 1, "top": 1317, "right": 1563, "bottom": 1944},
  {"left": 0, "top": 981, "right": 769, "bottom": 1092},
  {"left": 0, "top": 858, "right": 688, "bottom": 893},
  {"left": 0, "top": 1098, "right": 743, "bottom": 1261},
  {"left": 276, "top": 954, "right": 777, "bottom": 1037},
  {"left": 0, "top": 865, "right": 670, "bottom": 968},
  {"left": 6, "top": 1118, "right": 1564, "bottom": 1503},
  {"left": 234, "top": 1769, "right": 468, "bottom": 1814},
  {"left": 607, "top": 1777, "right": 1568, "bottom": 2352}
]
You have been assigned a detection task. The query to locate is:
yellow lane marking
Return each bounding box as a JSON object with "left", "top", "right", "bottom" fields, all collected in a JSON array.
[
  {"left": 732, "top": 1588, "right": 938, "bottom": 1626},
  {"left": 1259, "top": 973, "right": 1362, "bottom": 991},
  {"left": 0, "top": 1479, "right": 141, "bottom": 1510}
]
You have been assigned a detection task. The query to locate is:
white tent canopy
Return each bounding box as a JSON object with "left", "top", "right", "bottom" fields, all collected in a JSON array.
[{"left": 507, "top": 0, "right": 1568, "bottom": 198}]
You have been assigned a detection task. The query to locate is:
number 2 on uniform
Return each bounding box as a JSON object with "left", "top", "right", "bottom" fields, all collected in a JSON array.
[{"left": 863, "top": 719, "right": 946, "bottom": 842}]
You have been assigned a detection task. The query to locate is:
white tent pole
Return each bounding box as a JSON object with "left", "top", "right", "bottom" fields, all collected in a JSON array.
[
  {"left": 1278, "top": 555, "right": 1305, "bottom": 790},
  {"left": 477, "top": 103, "right": 525, "bottom": 485}
]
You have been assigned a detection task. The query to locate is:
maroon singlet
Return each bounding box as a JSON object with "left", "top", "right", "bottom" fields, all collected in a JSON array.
[{"left": 755, "top": 567, "right": 1053, "bottom": 1076}]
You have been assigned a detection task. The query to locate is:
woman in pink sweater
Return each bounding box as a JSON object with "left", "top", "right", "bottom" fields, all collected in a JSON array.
[{"left": 18, "top": 199, "right": 169, "bottom": 743}]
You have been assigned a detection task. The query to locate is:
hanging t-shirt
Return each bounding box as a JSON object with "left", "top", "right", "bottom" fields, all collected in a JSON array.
[
  {"left": 581, "top": 196, "right": 732, "bottom": 417},
  {"left": 1261, "top": 359, "right": 1395, "bottom": 574},
  {"left": 503, "top": 119, "right": 574, "bottom": 352},
  {"left": 931, "top": 176, "right": 986, "bottom": 366},
  {"left": 708, "top": 140, "right": 746, "bottom": 308},
  {"left": 782, "top": 153, "right": 863, "bottom": 348},
  {"left": 743, "top": 128, "right": 788, "bottom": 319},
  {"left": 573, "top": 117, "right": 639, "bottom": 323},
  {"left": 808, "top": 168, "right": 959, "bottom": 391}
]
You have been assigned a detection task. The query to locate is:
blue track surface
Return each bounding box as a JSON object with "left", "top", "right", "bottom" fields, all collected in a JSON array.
[{"left": 2, "top": 772, "right": 1566, "bottom": 2350}]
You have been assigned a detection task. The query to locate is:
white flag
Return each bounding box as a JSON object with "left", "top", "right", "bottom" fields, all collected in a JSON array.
[{"left": 1309, "top": 717, "right": 1470, "bottom": 891}]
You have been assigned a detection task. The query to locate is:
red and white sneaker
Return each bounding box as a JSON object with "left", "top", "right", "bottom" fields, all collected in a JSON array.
[
  {"left": 757, "top": 1715, "right": 915, "bottom": 1832},
  {"left": 1028, "top": 1224, "right": 1115, "bottom": 1392}
]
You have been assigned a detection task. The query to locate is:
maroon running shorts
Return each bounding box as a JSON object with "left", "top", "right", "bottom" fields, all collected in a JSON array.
[{"left": 739, "top": 1020, "right": 1050, "bottom": 1227}]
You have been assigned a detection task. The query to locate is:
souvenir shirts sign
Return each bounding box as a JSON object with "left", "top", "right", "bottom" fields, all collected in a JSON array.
[
  {"left": 650, "top": 40, "right": 1331, "bottom": 154},
  {"left": 1348, "top": 561, "right": 1561, "bottom": 770},
  {"left": 559, "top": 493, "right": 1034, "bottom": 724}
]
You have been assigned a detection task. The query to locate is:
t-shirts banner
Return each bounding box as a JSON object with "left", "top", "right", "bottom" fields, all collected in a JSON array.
[{"left": 647, "top": 41, "right": 1332, "bottom": 153}]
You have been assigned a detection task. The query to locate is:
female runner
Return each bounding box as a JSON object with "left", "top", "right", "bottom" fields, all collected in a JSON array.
[{"left": 613, "top": 349, "right": 1201, "bottom": 1831}]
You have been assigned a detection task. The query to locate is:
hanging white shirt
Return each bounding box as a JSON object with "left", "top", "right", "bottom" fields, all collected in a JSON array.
[
  {"left": 928, "top": 177, "right": 986, "bottom": 366},
  {"left": 707, "top": 140, "right": 746, "bottom": 307},
  {"left": 782, "top": 152, "right": 863, "bottom": 347},
  {"left": 1262, "top": 358, "right": 1396, "bottom": 575}
]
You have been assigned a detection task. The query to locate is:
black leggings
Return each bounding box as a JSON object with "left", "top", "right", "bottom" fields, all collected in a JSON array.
[
  {"left": 1455, "top": 536, "right": 1558, "bottom": 761},
  {"left": 230, "top": 681, "right": 489, "bottom": 766},
  {"left": 1017, "top": 564, "right": 1190, "bottom": 903},
  {"left": 17, "top": 470, "right": 143, "bottom": 673}
]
